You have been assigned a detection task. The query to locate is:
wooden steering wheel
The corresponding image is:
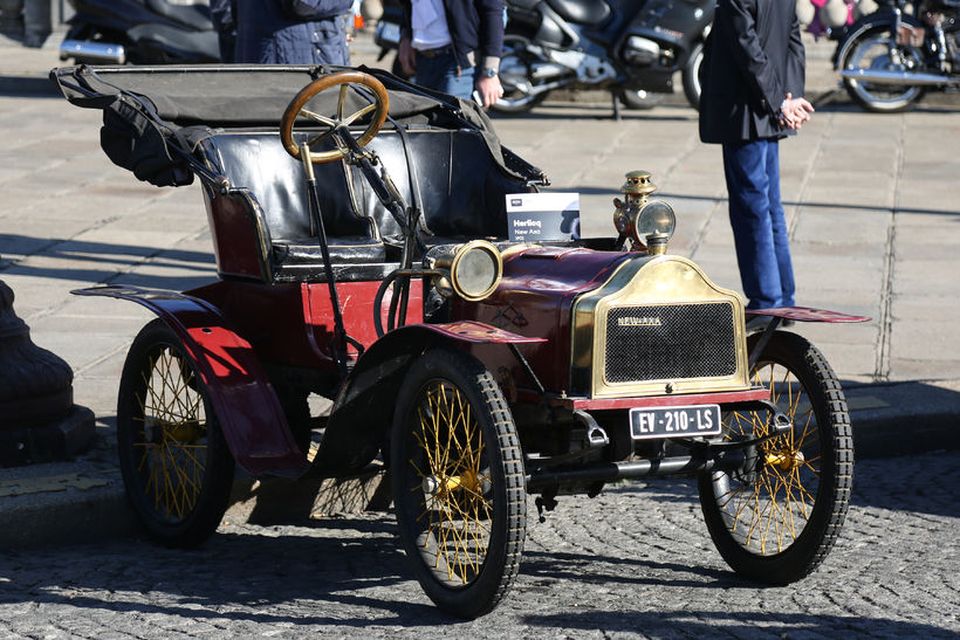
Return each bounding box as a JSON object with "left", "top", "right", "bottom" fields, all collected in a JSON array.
[{"left": 280, "top": 71, "right": 390, "bottom": 164}]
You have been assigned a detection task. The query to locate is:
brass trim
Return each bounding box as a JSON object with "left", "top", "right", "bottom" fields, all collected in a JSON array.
[
  {"left": 436, "top": 240, "right": 504, "bottom": 302},
  {"left": 571, "top": 255, "right": 749, "bottom": 398}
]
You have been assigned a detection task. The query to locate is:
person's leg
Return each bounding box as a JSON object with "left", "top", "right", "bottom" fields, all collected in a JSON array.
[
  {"left": 722, "top": 140, "right": 783, "bottom": 309},
  {"left": 439, "top": 61, "right": 475, "bottom": 101},
  {"left": 765, "top": 140, "right": 796, "bottom": 307},
  {"left": 412, "top": 51, "right": 444, "bottom": 91},
  {"left": 0, "top": 0, "right": 24, "bottom": 40},
  {"left": 22, "top": 0, "right": 50, "bottom": 48},
  {"left": 414, "top": 50, "right": 473, "bottom": 100}
]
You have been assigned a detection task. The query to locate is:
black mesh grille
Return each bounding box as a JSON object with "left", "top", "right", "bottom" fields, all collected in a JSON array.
[{"left": 604, "top": 303, "right": 737, "bottom": 383}]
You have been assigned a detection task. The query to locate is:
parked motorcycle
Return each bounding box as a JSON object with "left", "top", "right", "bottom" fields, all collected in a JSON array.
[
  {"left": 374, "top": 0, "right": 708, "bottom": 112},
  {"left": 496, "top": 0, "right": 711, "bottom": 113},
  {"left": 836, "top": 0, "right": 960, "bottom": 111},
  {"left": 59, "top": 0, "right": 220, "bottom": 65}
]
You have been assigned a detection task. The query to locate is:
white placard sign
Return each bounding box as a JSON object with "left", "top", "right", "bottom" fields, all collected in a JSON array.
[{"left": 505, "top": 192, "right": 581, "bottom": 242}]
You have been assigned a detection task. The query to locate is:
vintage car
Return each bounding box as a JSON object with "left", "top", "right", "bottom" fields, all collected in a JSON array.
[{"left": 52, "top": 65, "right": 866, "bottom": 619}]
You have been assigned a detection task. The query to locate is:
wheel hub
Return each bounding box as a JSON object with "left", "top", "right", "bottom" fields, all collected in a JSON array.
[
  {"left": 157, "top": 419, "right": 203, "bottom": 444},
  {"left": 765, "top": 449, "right": 805, "bottom": 472},
  {"left": 422, "top": 470, "right": 481, "bottom": 496}
]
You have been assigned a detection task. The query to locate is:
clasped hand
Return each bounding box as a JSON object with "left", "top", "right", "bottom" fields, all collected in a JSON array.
[{"left": 779, "top": 93, "right": 815, "bottom": 130}]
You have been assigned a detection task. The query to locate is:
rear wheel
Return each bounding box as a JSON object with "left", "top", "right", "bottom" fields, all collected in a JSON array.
[
  {"left": 698, "top": 331, "right": 853, "bottom": 584},
  {"left": 117, "top": 319, "right": 235, "bottom": 548},
  {"left": 682, "top": 41, "right": 705, "bottom": 110},
  {"left": 493, "top": 35, "right": 548, "bottom": 113},
  {"left": 841, "top": 24, "right": 925, "bottom": 112},
  {"left": 391, "top": 349, "right": 526, "bottom": 618}
]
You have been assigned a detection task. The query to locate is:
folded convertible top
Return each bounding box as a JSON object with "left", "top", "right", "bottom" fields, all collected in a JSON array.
[{"left": 51, "top": 64, "right": 545, "bottom": 187}]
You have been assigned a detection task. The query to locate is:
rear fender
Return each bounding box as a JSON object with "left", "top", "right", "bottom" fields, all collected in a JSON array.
[
  {"left": 73, "top": 285, "right": 308, "bottom": 478},
  {"left": 313, "top": 321, "right": 545, "bottom": 476}
]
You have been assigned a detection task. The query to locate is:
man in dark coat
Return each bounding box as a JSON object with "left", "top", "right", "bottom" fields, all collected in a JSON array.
[
  {"left": 211, "top": 0, "right": 353, "bottom": 65},
  {"left": 397, "top": 0, "right": 504, "bottom": 108},
  {"left": 699, "top": 0, "right": 814, "bottom": 311}
]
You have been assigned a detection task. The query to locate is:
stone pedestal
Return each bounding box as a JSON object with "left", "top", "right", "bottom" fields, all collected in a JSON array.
[{"left": 0, "top": 279, "right": 95, "bottom": 467}]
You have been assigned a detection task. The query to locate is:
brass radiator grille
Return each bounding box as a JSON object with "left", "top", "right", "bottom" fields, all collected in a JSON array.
[{"left": 604, "top": 303, "right": 738, "bottom": 383}]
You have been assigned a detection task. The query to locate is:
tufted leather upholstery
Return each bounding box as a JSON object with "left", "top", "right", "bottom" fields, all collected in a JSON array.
[{"left": 199, "top": 127, "right": 524, "bottom": 281}]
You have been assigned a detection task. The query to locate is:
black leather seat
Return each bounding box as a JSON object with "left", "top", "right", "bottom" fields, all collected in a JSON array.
[
  {"left": 200, "top": 133, "right": 387, "bottom": 272},
  {"left": 547, "top": 0, "right": 611, "bottom": 25},
  {"left": 348, "top": 128, "right": 516, "bottom": 243},
  {"left": 199, "top": 127, "right": 524, "bottom": 281}
]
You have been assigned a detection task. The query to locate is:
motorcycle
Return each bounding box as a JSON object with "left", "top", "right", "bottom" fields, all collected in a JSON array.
[
  {"left": 836, "top": 0, "right": 960, "bottom": 111},
  {"left": 373, "top": 0, "right": 708, "bottom": 113},
  {"left": 59, "top": 0, "right": 220, "bottom": 65},
  {"left": 495, "top": 0, "right": 712, "bottom": 113}
]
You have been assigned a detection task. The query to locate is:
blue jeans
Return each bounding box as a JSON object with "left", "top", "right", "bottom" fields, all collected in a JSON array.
[
  {"left": 414, "top": 49, "right": 476, "bottom": 100},
  {"left": 722, "top": 139, "right": 796, "bottom": 310}
]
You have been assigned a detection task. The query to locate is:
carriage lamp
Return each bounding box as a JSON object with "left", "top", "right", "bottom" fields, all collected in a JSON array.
[
  {"left": 429, "top": 240, "right": 504, "bottom": 302},
  {"left": 637, "top": 201, "right": 676, "bottom": 255},
  {"left": 612, "top": 170, "right": 676, "bottom": 252}
]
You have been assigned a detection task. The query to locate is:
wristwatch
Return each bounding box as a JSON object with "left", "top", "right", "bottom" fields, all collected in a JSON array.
[{"left": 480, "top": 67, "right": 498, "bottom": 78}]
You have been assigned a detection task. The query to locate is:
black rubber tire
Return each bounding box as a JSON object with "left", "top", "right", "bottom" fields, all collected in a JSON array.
[
  {"left": 620, "top": 88, "right": 664, "bottom": 110},
  {"left": 391, "top": 349, "right": 526, "bottom": 618},
  {"left": 682, "top": 41, "right": 704, "bottom": 110},
  {"left": 698, "top": 331, "right": 853, "bottom": 584},
  {"left": 117, "top": 319, "right": 235, "bottom": 548},
  {"left": 840, "top": 24, "right": 925, "bottom": 113}
]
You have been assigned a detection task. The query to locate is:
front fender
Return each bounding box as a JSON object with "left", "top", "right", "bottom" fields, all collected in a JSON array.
[
  {"left": 313, "top": 321, "right": 544, "bottom": 476},
  {"left": 73, "top": 285, "right": 308, "bottom": 478},
  {"left": 834, "top": 10, "right": 923, "bottom": 69}
]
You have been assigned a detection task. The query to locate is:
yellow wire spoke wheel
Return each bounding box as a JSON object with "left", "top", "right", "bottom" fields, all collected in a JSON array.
[
  {"left": 392, "top": 349, "right": 525, "bottom": 619},
  {"left": 117, "top": 319, "right": 235, "bottom": 548},
  {"left": 698, "top": 331, "right": 854, "bottom": 584}
]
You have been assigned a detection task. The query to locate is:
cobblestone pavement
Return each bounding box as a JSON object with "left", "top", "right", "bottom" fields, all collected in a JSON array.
[{"left": 0, "top": 451, "right": 957, "bottom": 639}]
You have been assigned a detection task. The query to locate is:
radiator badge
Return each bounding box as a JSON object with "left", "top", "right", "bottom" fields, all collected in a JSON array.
[{"left": 617, "top": 316, "right": 662, "bottom": 327}]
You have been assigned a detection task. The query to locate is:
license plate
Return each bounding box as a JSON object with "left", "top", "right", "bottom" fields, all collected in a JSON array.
[
  {"left": 629, "top": 404, "right": 722, "bottom": 440},
  {"left": 376, "top": 21, "right": 401, "bottom": 45}
]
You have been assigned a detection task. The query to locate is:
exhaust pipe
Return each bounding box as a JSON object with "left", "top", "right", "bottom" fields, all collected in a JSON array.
[
  {"left": 59, "top": 39, "right": 126, "bottom": 64},
  {"left": 841, "top": 68, "right": 955, "bottom": 87}
]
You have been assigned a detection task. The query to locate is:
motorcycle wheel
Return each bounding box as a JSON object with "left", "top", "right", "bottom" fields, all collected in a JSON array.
[
  {"left": 698, "top": 331, "right": 853, "bottom": 584},
  {"left": 840, "top": 25, "right": 926, "bottom": 113},
  {"left": 391, "top": 349, "right": 526, "bottom": 618},
  {"left": 620, "top": 88, "right": 663, "bottom": 110},
  {"left": 492, "top": 35, "right": 548, "bottom": 114},
  {"left": 682, "top": 41, "right": 705, "bottom": 110}
]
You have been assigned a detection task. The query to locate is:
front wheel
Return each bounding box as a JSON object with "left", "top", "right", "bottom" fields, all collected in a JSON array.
[
  {"left": 698, "top": 331, "right": 853, "bottom": 584},
  {"left": 391, "top": 349, "right": 526, "bottom": 618},
  {"left": 117, "top": 319, "right": 235, "bottom": 548},
  {"left": 620, "top": 88, "right": 664, "bottom": 110},
  {"left": 682, "top": 41, "right": 705, "bottom": 110},
  {"left": 840, "top": 24, "right": 926, "bottom": 112}
]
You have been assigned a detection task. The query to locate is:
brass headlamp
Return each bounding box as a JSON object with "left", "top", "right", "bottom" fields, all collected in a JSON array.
[
  {"left": 612, "top": 170, "right": 677, "bottom": 254},
  {"left": 428, "top": 240, "right": 504, "bottom": 302}
]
